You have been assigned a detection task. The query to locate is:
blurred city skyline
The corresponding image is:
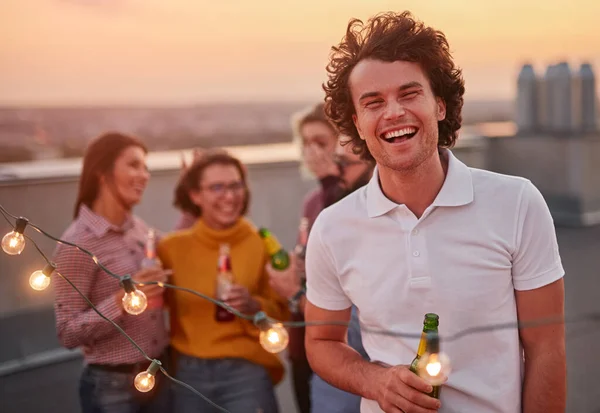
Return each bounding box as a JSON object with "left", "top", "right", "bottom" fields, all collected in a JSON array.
[{"left": 1, "top": 0, "right": 600, "bottom": 106}]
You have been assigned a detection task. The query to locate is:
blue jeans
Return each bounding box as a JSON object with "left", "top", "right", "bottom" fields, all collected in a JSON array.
[
  {"left": 311, "top": 306, "right": 368, "bottom": 413},
  {"left": 79, "top": 364, "right": 171, "bottom": 413},
  {"left": 173, "top": 355, "right": 279, "bottom": 413}
]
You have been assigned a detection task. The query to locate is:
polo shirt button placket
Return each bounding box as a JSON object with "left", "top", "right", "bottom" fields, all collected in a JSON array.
[
  {"left": 411, "top": 227, "right": 420, "bottom": 257},
  {"left": 409, "top": 226, "right": 431, "bottom": 289}
]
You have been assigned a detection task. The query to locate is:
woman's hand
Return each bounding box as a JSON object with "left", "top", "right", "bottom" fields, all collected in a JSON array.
[
  {"left": 303, "top": 144, "right": 340, "bottom": 179},
  {"left": 223, "top": 284, "right": 261, "bottom": 314},
  {"left": 179, "top": 147, "right": 205, "bottom": 177}
]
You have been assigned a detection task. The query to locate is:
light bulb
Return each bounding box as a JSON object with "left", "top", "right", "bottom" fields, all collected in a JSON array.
[
  {"left": 134, "top": 371, "right": 156, "bottom": 392},
  {"left": 134, "top": 359, "right": 161, "bottom": 392},
  {"left": 30, "top": 270, "right": 51, "bottom": 291},
  {"left": 416, "top": 351, "right": 452, "bottom": 386},
  {"left": 2, "top": 217, "right": 28, "bottom": 255},
  {"left": 259, "top": 322, "right": 289, "bottom": 353},
  {"left": 254, "top": 311, "right": 290, "bottom": 353},
  {"left": 122, "top": 290, "right": 147, "bottom": 315},
  {"left": 2, "top": 231, "right": 25, "bottom": 255},
  {"left": 28, "top": 263, "right": 56, "bottom": 292}
]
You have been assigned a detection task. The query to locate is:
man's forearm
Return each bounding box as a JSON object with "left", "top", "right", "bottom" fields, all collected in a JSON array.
[
  {"left": 306, "top": 338, "right": 385, "bottom": 400},
  {"left": 522, "top": 346, "right": 566, "bottom": 413}
]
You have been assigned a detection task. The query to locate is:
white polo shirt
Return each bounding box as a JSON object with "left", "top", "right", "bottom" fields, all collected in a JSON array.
[{"left": 305, "top": 149, "right": 564, "bottom": 413}]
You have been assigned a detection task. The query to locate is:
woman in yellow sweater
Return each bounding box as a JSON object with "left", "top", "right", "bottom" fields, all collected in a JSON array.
[{"left": 157, "top": 149, "right": 288, "bottom": 413}]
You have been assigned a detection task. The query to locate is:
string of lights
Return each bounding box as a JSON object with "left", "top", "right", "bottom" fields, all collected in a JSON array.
[
  {"left": 3, "top": 204, "right": 596, "bottom": 339},
  {"left": 2, "top": 203, "right": 599, "bottom": 410},
  {"left": 362, "top": 313, "right": 600, "bottom": 342},
  {"left": 0, "top": 205, "right": 291, "bottom": 351},
  {"left": 1, "top": 203, "right": 136, "bottom": 281},
  {"left": 18, "top": 226, "right": 231, "bottom": 413}
]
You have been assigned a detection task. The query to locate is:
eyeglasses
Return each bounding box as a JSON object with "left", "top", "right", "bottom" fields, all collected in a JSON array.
[
  {"left": 201, "top": 181, "right": 246, "bottom": 196},
  {"left": 333, "top": 154, "right": 365, "bottom": 168}
]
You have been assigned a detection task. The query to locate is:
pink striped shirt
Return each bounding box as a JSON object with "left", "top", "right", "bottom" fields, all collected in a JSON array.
[{"left": 52, "top": 205, "right": 169, "bottom": 365}]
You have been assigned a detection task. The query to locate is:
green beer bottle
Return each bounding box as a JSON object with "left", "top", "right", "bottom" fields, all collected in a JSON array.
[
  {"left": 409, "top": 313, "right": 441, "bottom": 399},
  {"left": 258, "top": 227, "right": 290, "bottom": 270}
]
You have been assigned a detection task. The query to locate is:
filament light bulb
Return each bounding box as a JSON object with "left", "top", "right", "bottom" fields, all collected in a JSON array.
[
  {"left": 259, "top": 323, "right": 289, "bottom": 353},
  {"left": 134, "top": 371, "right": 155, "bottom": 392},
  {"left": 122, "top": 290, "right": 148, "bottom": 315},
  {"left": 416, "top": 352, "right": 451, "bottom": 385},
  {"left": 2, "top": 232, "right": 25, "bottom": 255},
  {"left": 2, "top": 218, "right": 28, "bottom": 255},
  {"left": 30, "top": 271, "right": 50, "bottom": 291},
  {"left": 254, "top": 311, "right": 289, "bottom": 353},
  {"left": 29, "top": 263, "right": 56, "bottom": 291},
  {"left": 134, "top": 359, "right": 161, "bottom": 392},
  {"left": 120, "top": 275, "right": 147, "bottom": 315},
  {"left": 416, "top": 332, "right": 451, "bottom": 386}
]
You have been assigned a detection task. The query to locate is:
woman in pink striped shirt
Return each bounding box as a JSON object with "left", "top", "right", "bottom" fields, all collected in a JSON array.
[{"left": 52, "top": 132, "right": 172, "bottom": 413}]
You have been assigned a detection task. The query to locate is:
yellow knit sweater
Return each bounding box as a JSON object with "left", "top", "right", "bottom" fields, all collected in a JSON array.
[{"left": 157, "top": 217, "right": 289, "bottom": 385}]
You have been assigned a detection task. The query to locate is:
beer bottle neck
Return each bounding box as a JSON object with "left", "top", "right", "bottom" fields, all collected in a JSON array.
[
  {"left": 263, "top": 236, "right": 282, "bottom": 256},
  {"left": 145, "top": 242, "right": 156, "bottom": 259},
  {"left": 416, "top": 326, "right": 438, "bottom": 357}
]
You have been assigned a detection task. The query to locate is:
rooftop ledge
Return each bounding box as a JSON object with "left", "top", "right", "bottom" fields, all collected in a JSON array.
[{"left": 0, "top": 134, "right": 486, "bottom": 184}]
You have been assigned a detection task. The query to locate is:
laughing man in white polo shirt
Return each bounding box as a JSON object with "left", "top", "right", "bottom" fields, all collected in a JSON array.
[{"left": 304, "top": 11, "right": 566, "bottom": 413}]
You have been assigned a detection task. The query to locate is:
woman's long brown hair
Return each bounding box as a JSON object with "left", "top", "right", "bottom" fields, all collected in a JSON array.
[{"left": 74, "top": 132, "right": 147, "bottom": 218}]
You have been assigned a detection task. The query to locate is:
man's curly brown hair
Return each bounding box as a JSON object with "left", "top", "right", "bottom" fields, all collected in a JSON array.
[{"left": 323, "top": 11, "right": 465, "bottom": 161}]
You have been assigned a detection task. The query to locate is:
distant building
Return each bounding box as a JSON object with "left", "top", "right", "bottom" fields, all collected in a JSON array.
[
  {"left": 516, "top": 64, "right": 538, "bottom": 133},
  {"left": 516, "top": 62, "right": 598, "bottom": 135},
  {"left": 580, "top": 63, "right": 597, "bottom": 132}
]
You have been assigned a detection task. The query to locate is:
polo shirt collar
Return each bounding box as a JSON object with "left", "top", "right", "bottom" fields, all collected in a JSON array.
[{"left": 366, "top": 149, "right": 474, "bottom": 218}]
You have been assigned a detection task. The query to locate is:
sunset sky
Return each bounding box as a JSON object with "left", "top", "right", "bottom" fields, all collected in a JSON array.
[{"left": 1, "top": 0, "right": 599, "bottom": 105}]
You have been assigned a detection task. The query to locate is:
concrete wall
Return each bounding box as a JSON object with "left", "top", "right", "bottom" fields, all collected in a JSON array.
[{"left": 486, "top": 134, "right": 600, "bottom": 226}]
